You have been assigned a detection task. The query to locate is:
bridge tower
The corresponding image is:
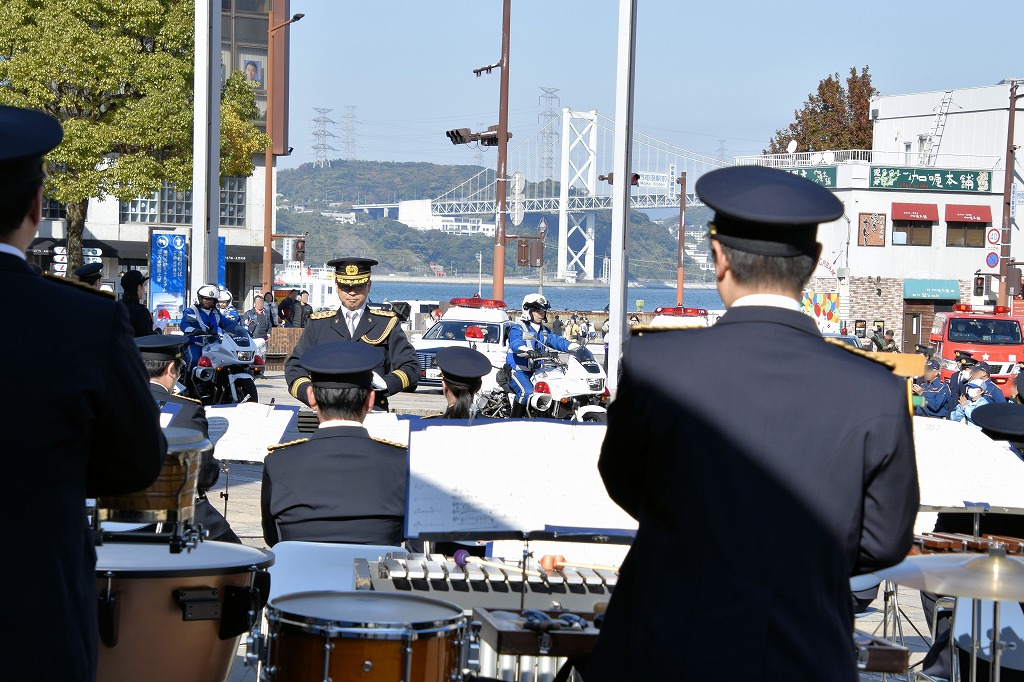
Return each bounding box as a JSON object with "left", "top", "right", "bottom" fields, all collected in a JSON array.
[{"left": 557, "top": 109, "right": 598, "bottom": 281}]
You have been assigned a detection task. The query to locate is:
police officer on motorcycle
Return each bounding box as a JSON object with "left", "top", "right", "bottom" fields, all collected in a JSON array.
[
  {"left": 180, "top": 283, "right": 238, "bottom": 373},
  {"left": 217, "top": 288, "right": 240, "bottom": 325},
  {"left": 506, "top": 293, "right": 578, "bottom": 418}
]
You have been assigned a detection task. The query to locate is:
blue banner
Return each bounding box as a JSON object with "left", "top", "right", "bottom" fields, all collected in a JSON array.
[
  {"left": 149, "top": 231, "right": 188, "bottom": 324},
  {"left": 218, "top": 237, "right": 226, "bottom": 288}
]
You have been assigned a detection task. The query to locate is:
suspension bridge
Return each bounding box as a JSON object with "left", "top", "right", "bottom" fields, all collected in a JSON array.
[{"left": 354, "top": 108, "right": 727, "bottom": 281}]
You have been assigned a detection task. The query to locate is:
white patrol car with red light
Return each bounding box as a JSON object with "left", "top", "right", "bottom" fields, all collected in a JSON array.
[
  {"left": 413, "top": 297, "right": 512, "bottom": 389},
  {"left": 646, "top": 306, "right": 712, "bottom": 329}
]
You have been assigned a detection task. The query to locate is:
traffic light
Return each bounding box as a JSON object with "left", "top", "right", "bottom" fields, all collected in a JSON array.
[
  {"left": 599, "top": 172, "right": 641, "bottom": 185},
  {"left": 1009, "top": 266, "right": 1023, "bottom": 297},
  {"left": 446, "top": 128, "right": 472, "bottom": 145},
  {"left": 295, "top": 239, "right": 305, "bottom": 262},
  {"left": 973, "top": 275, "right": 985, "bottom": 297}
]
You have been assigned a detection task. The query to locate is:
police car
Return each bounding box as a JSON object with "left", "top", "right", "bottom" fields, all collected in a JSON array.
[
  {"left": 646, "top": 306, "right": 712, "bottom": 329},
  {"left": 413, "top": 297, "right": 512, "bottom": 389}
]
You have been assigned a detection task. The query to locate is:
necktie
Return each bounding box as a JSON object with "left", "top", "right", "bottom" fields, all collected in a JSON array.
[{"left": 348, "top": 311, "right": 359, "bottom": 337}]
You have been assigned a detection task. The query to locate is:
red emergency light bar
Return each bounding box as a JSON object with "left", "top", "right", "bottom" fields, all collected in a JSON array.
[
  {"left": 953, "top": 304, "right": 1011, "bottom": 314},
  {"left": 450, "top": 297, "right": 507, "bottom": 309},
  {"left": 653, "top": 306, "right": 708, "bottom": 316}
]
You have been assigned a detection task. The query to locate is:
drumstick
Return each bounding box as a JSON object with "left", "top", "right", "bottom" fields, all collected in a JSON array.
[
  {"left": 452, "top": 549, "right": 543, "bottom": 578},
  {"left": 539, "top": 554, "right": 619, "bottom": 573}
]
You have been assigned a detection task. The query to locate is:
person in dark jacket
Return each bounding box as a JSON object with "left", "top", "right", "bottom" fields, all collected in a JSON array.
[
  {"left": 971, "top": 361, "right": 1008, "bottom": 404},
  {"left": 293, "top": 289, "right": 314, "bottom": 328},
  {"left": 0, "top": 105, "right": 165, "bottom": 682},
  {"left": 121, "top": 269, "right": 157, "bottom": 336},
  {"left": 262, "top": 342, "right": 406, "bottom": 546},
  {"left": 423, "top": 346, "right": 491, "bottom": 420},
  {"left": 913, "top": 358, "right": 952, "bottom": 418},
  {"left": 135, "top": 335, "right": 239, "bottom": 543},
  {"left": 588, "top": 166, "right": 918, "bottom": 682}
]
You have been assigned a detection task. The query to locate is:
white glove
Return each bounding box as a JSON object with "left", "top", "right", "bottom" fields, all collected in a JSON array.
[
  {"left": 567, "top": 343, "right": 580, "bottom": 351},
  {"left": 154, "top": 317, "right": 170, "bottom": 331},
  {"left": 371, "top": 371, "right": 388, "bottom": 391}
]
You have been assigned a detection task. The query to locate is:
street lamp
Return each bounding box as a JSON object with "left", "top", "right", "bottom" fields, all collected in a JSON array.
[
  {"left": 476, "top": 251, "right": 483, "bottom": 297},
  {"left": 262, "top": 11, "right": 304, "bottom": 292}
]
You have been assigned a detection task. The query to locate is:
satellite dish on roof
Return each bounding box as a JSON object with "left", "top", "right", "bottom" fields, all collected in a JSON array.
[
  {"left": 809, "top": 152, "right": 823, "bottom": 165},
  {"left": 786, "top": 140, "right": 798, "bottom": 154},
  {"left": 823, "top": 151, "right": 836, "bottom": 164}
]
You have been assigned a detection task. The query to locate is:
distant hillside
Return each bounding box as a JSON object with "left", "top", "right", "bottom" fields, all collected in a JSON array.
[{"left": 276, "top": 159, "right": 714, "bottom": 281}]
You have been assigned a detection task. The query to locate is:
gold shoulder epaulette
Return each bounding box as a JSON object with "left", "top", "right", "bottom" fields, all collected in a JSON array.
[
  {"left": 311, "top": 310, "right": 336, "bottom": 320},
  {"left": 823, "top": 337, "right": 897, "bottom": 370},
  {"left": 372, "top": 436, "right": 407, "bottom": 449},
  {"left": 44, "top": 273, "right": 116, "bottom": 298},
  {"left": 267, "top": 438, "right": 309, "bottom": 452},
  {"left": 176, "top": 394, "right": 203, "bottom": 405},
  {"left": 369, "top": 308, "right": 396, "bottom": 317}
]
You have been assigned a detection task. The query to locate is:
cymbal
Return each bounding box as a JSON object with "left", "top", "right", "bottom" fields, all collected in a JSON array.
[{"left": 876, "top": 548, "right": 1024, "bottom": 601}]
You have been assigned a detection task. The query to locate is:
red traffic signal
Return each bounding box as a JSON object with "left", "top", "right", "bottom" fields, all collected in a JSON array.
[
  {"left": 295, "top": 239, "right": 306, "bottom": 262},
  {"left": 973, "top": 275, "right": 985, "bottom": 297}
]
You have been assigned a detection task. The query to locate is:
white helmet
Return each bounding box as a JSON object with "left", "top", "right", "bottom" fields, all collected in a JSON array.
[
  {"left": 196, "top": 284, "right": 219, "bottom": 301},
  {"left": 218, "top": 289, "right": 232, "bottom": 304},
  {"left": 521, "top": 293, "right": 550, "bottom": 321}
]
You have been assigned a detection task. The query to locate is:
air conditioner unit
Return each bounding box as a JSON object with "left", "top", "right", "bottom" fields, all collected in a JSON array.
[{"left": 870, "top": 108, "right": 879, "bottom": 120}]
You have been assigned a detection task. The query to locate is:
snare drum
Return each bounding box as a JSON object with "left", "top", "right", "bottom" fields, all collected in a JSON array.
[
  {"left": 95, "top": 541, "right": 273, "bottom": 682},
  {"left": 96, "top": 426, "right": 210, "bottom": 525},
  {"left": 263, "top": 591, "right": 465, "bottom": 682}
]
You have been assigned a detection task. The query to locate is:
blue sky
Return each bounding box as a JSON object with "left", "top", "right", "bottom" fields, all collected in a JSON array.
[{"left": 280, "top": 0, "right": 1023, "bottom": 170}]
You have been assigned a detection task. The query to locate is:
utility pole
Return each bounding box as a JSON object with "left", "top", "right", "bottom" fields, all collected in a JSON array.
[
  {"left": 493, "top": 0, "right": 512, "bottom": 302},
  {"left": 998, "top": 80, "right": 1022, "bottom": 308},
  {"left": 676, "top": 172, "right": 686, "bottom": 306}
]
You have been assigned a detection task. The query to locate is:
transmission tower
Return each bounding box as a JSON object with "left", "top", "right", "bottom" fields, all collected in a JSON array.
[
  {"left": 312, "top": 107, "right": 338, "bottom": 168},
  {"left": 716, "top": 139, "right": 729, "bottom": 163},
  {"left": 538, "top": 87, "right": 561, "bottom": 181},
  {"left": 340, "top": 106, "right": 357, "bottom": 159}
]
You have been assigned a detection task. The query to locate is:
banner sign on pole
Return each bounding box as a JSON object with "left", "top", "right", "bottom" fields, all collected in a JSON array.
[
  {"left": 218, "top": 237, "right": 226, "bottom": 288},
  {"left": 150, "top": 231, "right": 188, "bottom": 323}
]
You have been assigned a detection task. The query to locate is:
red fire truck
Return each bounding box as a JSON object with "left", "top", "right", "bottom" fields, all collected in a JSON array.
[{"left": 929, "top": 304, "right": 1024, "bottom": 397}]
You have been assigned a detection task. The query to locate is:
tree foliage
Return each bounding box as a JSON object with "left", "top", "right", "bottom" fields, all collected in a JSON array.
[
  {"left": 0, "top": 0, "right": 268, "bottom": 273},
  {"left": 765, "top": 66, "right": 878, "bottom": 154}
]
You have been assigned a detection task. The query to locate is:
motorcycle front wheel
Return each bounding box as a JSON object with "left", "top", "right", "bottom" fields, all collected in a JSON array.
[{"left": 234, "top": 377, "right": 259, "bottom": 404}]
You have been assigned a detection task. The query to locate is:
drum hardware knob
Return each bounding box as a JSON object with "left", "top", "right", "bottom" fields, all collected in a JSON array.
[
  {"left": 361, "top": 660, "right": 373, "bottom": 672},
  {"left": 538, "top": 632, "right": 553, "bottom": 655},
  {"left": 244, "top": 629, "right": 264, "bottom": 667}
]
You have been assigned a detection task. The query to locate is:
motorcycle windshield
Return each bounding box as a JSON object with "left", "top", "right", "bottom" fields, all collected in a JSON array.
[{"left": 571, "top": 346, "right": 601, "bottom": 371}]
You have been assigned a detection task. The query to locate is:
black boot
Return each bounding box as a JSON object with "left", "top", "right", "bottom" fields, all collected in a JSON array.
[{"left": 510, "top": 401, "right": 527, "bottom": 419}]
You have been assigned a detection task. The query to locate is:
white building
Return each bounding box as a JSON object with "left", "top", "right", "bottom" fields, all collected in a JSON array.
[
  {"left": 397, "top": 199, "right": 496, "bottom": 236},
  {"left": 735, "top": 80, "right": 1023, "bottom": 349}
]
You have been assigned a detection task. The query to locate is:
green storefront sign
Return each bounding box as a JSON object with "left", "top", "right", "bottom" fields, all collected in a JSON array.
[
  {"left": 783, "top": 166, "right": 837, "bottom": 188},
  {"left": 870, "top": 166, "right": 992, "bottom": 193}
]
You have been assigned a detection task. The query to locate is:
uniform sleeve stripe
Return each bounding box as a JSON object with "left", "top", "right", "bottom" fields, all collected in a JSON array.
[
  {"left": 289, "top": 376, "right": 312, "bottom": 399},
  {"left": 393, "top": 369, "right": 410, "bottom": 389}
]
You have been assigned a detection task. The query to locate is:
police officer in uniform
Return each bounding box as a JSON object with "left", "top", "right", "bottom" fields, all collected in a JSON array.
[
  {"left": 950, "top": 350, "right": 976, "bottom": 399},
  {"left": 913, "top": 358, "right": 953, "bottom": 418},
  {"left": 262, "top": 342, "right": 407, "bottom": 547},
  {"left": 423, "top": 346, "right": 492, "bottom": 420},
  {"left": 589, "top": 166, "right": 918, "bottom": 682},
  {"left": 285, "top": 257, "right": 418, "bottom": 410},
  {"left": 74, "top": 261, "right": 103, "bottom": 289},
  {"left": 0, "top": 106, "right": 165, "bottom": 682},
  {"left": 971, "top": 361, "right": 1008, "bottom": 404},
  {"left": 135, "top": 335, "right": 240, "bottom": 543}
]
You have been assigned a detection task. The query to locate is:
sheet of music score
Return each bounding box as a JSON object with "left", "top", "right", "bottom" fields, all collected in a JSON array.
[
  {"left": 405, "top": 421, "right": 638, "bottom": 539},
  {"left": 207, "top": 403, "right": 298, "bottom": 462},
  {"left": 912, "top": 416, "right": 1024, "bottom": 533}
]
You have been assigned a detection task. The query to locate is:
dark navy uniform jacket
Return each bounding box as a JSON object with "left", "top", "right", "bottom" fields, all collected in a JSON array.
[
  {"left": 124, "top": 299, "right": 156, "bottom": 337},
  {"left": 589, "top": 306, "right": 918, "bottom": 682},
  {"left": 149, "top": 383, "right": 237, "bottom": 542},
  {"left": 915, "top": 377, "right": 953, "bottom": 418},
  {"left": 983, "top": 378, "right": 1008, "bottom": 404},
  {"left": 260, "top": 425, "right": 407, "bottom": 546},
  {"left": 285, "top": 308, "right": 419, "bottom": 406},
  {"left": 0, "top": 253, "right": 165, "bottom": 680}
]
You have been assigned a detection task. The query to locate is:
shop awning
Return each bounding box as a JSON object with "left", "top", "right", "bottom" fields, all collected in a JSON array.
[
  {"left": 892, "top": 203, "right": 938, "bottom": 221},
  {"left": 903, "top": 279, "right": 961, "bottom": 300},
  {"left": 29, "top": 238, "right": 282, "bottom": 263},
  {"left": 946, "top": 204, "right": 992, "bottom": 223}
]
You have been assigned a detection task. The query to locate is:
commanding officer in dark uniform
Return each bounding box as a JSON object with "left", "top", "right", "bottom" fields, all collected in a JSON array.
[
  {"left": 135, "top": 335, "right": 240, "bottom": 543},
  {"left": 590, "top": 166, "right": 918, "bottom": 682},
  {"left": 263, "top": 342, "right": 407, "bottom": 546},
  {"left": 74, "top": 261, "right": 103, "bottom": 288},
  {"left": 285, "top": 257, "right": 418, "bottom": 410},
  {"left": 0, "top": 106, "right": 165, "bottom": 682}
]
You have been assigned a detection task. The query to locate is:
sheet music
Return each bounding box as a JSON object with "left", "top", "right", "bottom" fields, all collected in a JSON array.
[
  {"left": 913, "top": 416, "right": 1024, "bottom": 533},
  {"left": 363, "top": 412, "right": 411, "bottom": 446},
  {"left": 406, "top": 421, "right": 637, "bottom": 539},
  {"left": 206, "top": 403, "right": 298, "bottom": 463}
]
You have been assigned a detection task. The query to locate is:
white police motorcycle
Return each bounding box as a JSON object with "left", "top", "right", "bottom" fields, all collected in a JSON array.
[
  {"left": 476, "top": 334, "right": 609, "bottom": 422},
  {"left": 187, "top": 328, "right": 262, "bottom": 405}
]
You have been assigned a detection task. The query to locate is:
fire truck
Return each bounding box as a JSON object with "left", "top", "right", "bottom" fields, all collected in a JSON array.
[{"left": 929, "top": 304, "right": 1024, "bottom": 397}]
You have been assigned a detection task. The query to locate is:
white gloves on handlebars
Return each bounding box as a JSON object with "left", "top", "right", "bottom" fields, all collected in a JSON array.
[{"left": 567, "top": 343, "right": 580, "bottom": 351}]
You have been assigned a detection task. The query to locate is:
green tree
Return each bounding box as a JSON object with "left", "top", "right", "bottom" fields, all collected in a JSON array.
[
  {"left": 766, "top": 66, "right": 878, "bottom": 154},
  {"left": 0, "top": 0, "right": 269, "bottom": 274}
]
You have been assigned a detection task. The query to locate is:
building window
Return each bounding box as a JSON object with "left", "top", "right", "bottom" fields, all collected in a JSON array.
[
  {"left": 892, "top": 220, "right": 932, "bottom": 246},
  {"left": 120, "top": 178, "right": 246, "bottom": 227},
  {"left": 41, "top": 198, "right": 67, "bottom": 220},
  {"left": 120, "top": 192, "right": 160, "bottom": 223},
  {"left": 220, "top": 176, "right": 246, "bottom": 226},
  {"left": 946, "top": 222, "right": 985, "bottom": 247}
]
